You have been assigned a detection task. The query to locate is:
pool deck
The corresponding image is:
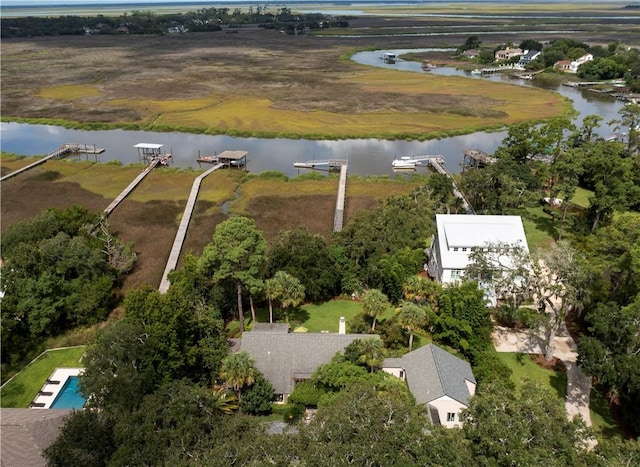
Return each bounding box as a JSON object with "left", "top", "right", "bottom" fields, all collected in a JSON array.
[{"left": 30, "top": 368, "right": 83, "bottom": 409}]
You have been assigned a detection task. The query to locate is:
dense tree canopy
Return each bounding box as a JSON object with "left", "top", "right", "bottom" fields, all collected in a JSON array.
[{"left": 0, "top": 206, "right": 130, "bottom": 369}]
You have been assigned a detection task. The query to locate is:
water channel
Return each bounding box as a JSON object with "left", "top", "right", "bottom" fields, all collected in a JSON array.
[{"left": 0, "top": 49, "right": 625, "bottom": 177}]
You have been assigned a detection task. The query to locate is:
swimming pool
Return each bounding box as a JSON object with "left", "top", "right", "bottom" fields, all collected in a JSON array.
[{"left": 50, "top": 376, "right": 86, "bottom": 410}]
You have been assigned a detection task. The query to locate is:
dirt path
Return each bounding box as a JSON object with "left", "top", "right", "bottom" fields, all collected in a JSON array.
[{"left": 492, "top": 322, "right": 593, "bottom": 427}]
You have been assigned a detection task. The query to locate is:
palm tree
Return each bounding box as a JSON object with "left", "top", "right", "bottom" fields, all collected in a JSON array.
[
  {"left": 362, "top": 288, "right": 390, "bottom": 332},
  {"left": 220, "top": 351, "right": 257, "bottom": 401},
  {"left": 210, "top": 386, "right": 239, "bottom": 415},
  {"left": 402, "top": 275, "right": 441, "bottom": 309},
  {"left": 275, "top": 271, "right": 305, "bottom": 324},
  {"left": 397, "top": 301, "right": 427, "bottom": 352},
  {"left": 264, "top": 277, "right": 282, "bottom": 324},
  {"left": 356, "top": 338, "right": 385, "bottom": 373}
]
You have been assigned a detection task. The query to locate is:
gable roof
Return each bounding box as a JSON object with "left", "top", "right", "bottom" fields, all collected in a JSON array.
[
  {"left": 435, "top": 214, "right": 528, "bottom": 270},
  {"left": 241, "top": 332, "right": 378, "bottom": 395},
  {"left": 1, "top": 408, "right": 72, "bottom": 467},
  {"left": 383, "top": 344, "right": 476, "bottom": 406}
]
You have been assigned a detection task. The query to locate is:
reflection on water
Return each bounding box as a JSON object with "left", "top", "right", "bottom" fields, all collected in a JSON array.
[{"left": 1, "top": 49, "right": 624, "bottom": 177}]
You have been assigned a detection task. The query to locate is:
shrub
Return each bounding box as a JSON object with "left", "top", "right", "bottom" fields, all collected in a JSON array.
[
  {"left": 288, "top": 380, "right": 325, "bottom": 407},
  {"left": 283, "top": 403, "right": 305, "bottom": 425}
]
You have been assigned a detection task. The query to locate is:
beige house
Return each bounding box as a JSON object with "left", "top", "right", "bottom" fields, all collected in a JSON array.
[
  {"left": 495, "top": 47, "right": 523, "bottom": 61},
  {"left": 383, "top": 344, "right": 476, "bottom": 428}
]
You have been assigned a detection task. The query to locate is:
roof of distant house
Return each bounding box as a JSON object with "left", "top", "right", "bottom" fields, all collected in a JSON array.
[
  {"left": 383, "top": 344, "right": 476, "bottom": 406},
  {"left": 241, "top": 331, "right": 379, "bottom": 395},
  {"left": 1, "top": 408, "right": 72, "bottom": 467}
]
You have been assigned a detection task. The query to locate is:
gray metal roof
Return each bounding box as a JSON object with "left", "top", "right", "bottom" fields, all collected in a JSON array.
[
  {"left": 383, "top": 344, "right": 476, "bottom": 406},
  {"left": 1, "top": 408, "right": 72, "bottom": 467},
  {"left": 241, "top": 333, "right": 379, "bottom": 395}
]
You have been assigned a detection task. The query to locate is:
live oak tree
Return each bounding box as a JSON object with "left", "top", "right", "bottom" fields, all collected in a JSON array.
[
  {"left": 463, "top": 380, "right": 591, "bottom": 466},
  {"left": 199, "top": 216, "right": 267, "bottom": 333},
  {"left": 267, "top": 227, "right": 341, "bottom": 302}
]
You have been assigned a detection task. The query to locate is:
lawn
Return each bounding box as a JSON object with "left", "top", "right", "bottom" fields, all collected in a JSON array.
[
  {"left": 495, "top": 351, "right": 567, "bottom": 400},
  {"left": 590, "top": 385, "right": 623, "bottom": 440},
  {"left": 240, "top": 299, "right": 398, "bottom": 334},
  {"left": 571, "top": 187, "right": 594, "bottom": 209},
  {"left": 0, "top": 346, "right": 85, "bottom": 408},
  {"left": 523, "top": 206, "right": 557, "bottom": 251}
]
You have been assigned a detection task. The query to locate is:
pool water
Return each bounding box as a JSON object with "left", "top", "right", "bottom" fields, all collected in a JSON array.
[{"left": 50, "top": 376, "right": 86, "bottom": 409}]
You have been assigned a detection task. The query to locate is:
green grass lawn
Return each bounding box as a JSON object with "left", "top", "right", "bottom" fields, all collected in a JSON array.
[
  {"left": 0, "top": 346, "right": 85, "bottom": 408},
  {"left": 246, "top": 299, "right": 397, "bottom": 334},
  {"left": 495, "top": 351, "right": 567, "bottom": 400},
  {"left": 571, "top": 187, "right": 593, "bottom": 209},
  {"left": 589, "top": 385, "right": 623, "bottom": 441},
  {"left": 523, "top": 206, "right": 557, "bottom": 251}
]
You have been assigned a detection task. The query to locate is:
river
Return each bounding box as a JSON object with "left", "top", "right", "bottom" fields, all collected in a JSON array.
[{"left": 0, "top": 49, "right": 625, "bottom": 177}]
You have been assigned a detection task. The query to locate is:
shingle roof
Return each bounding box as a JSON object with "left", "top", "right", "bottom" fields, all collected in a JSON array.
[
  {"left": 383, "top": 344, "right": 476, "bottom": 406},
  {"left": 1, "top": 408, "right": 72, "bottom": 467},
  {"left": 251, "top": 323, "right": 290, "bottom": 334},
  {"left": 241, "top": 332, "right": 379, "bottom": 395}
]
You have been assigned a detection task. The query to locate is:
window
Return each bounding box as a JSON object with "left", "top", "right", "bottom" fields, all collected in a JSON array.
[
  {"left": 462, "top": 247, "right": 468, "bottom": 252},
  {"left": 399, "top": 370, "right": 405, "bottom": 380},
  {"left": 446, "top": 412, "right": 456, "bottom": 422},
  {"left": 450, "top": 269, "right": 464, "bottom": 281},
  {"left": 453, "top": 247, "right": 459, "bottom": 252}
]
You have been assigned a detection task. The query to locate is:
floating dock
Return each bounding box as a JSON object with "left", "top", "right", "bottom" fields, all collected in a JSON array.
[
  {"left": 197, "top": 150, "right": 248, "bottom": 169},
  {"left": 134, "top": 143, "right": 172, "bottom": 165},
  {"left": 462, "top": 148, "right": 496, "bottom": 171},
  {"left": 293, "top": 159, "right": 347, "bottom": 172},
  {"left": 0, "top": 143, "right": 104, "bottom": 182},
  {"left": 159, "top": 163, "right": 225, "bottom": 294}
]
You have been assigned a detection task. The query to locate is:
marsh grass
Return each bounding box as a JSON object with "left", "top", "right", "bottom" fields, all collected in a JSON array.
[{"left": 38, "top": 84, "right": 102, "bottom": 100}]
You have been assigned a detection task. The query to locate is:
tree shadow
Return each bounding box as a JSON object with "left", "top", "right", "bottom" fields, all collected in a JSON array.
[
  {"left": 527, "top": 208, "right": 559, "bottom": 243},
  {"left": 287, "top": 307, "right": 310, "bottom": 326}
]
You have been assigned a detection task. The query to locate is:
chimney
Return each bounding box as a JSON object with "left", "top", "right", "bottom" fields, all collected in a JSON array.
[{"left": 339, "top": 316, "right": 346, "bottom": 334}]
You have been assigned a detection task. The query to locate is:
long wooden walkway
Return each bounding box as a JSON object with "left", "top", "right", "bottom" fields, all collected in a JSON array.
[
  {"left": 427, "top": 157, "right": 475, "bottom": 214},
  {"left": 102, "top": 159, "right": 160, "bottom": 217},
  {"left": 0, "top": 144, "right": 104, "bottom": 182},
  {"left": 159, "top": 163, "right": 224, "bottom": 294},
  {"left": 333, "top": 164, "right": 348, "bottom": 232}
]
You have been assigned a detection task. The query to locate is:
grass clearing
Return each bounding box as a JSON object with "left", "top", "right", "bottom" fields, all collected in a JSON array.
[
  {"left": 1, "top": 346, "right": 85, "bottom": 408},
  {"left": 523, "top": 206, "right": 557, "bottom": 251},
  {"left": 590, "top": 385, "right": 623, "bottom": 441},
  {"left": 571, "top": 187, "right": 594, "bottom": 209},
  {"left": 495, "top": 351, "right": 567, "bottom": 400}
]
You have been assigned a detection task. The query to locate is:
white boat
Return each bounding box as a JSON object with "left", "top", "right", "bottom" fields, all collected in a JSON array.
[
  {"left": 471, "top": 69, "right": 482, "bottom": 76},
  {"left": 382, "top": 52, "right": 398, "bottom": 64},
  {"left": 392, "top": 156, "right": 418, "bottom": 169}
]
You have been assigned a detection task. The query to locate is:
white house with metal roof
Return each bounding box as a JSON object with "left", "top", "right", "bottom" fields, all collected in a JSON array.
[
  {"left": 382, "top": 344, "right": 476, "bottom": 428},
  {"left": 427, "top": 215, "right": 529, "bottom": 304}
]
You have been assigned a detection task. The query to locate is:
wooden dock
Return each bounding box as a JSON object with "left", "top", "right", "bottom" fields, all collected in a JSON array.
[
  {"left": 294, "top": 159, "right": 347, "bottom": 171},
  {"left": 0, "top": 144, "right": 104, "bottom": 182},
  {"left": 334, "top": 164, "right": 348, "bottom": 232},
  {"left": 102, "top": 159, "right": 160, "bottom": 217},
  {"left": 427, "top": 157, "right": 475, "bottom": 214},
  {"left": 159, "top": 163, "right": 224, "bottom": 294}
]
